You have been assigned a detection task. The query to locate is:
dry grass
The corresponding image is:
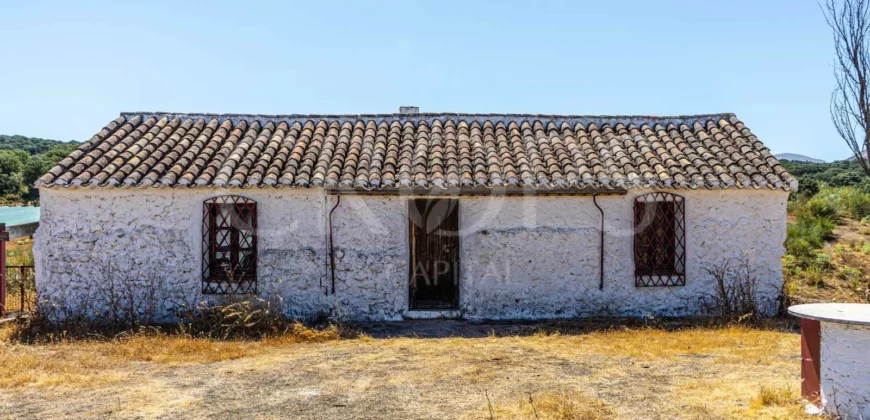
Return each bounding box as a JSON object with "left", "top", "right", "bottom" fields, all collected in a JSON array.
[
  {"left": 469, "top": 388, "right": 614, "bottom": 420},
  {"left": 0, "top": 322, "right": 344, "bottom": 389},
  {"left": 750, "top": 383, "right": 800, "bottom": 408},
  {"left": 4, "top": 236, "right": 34, "bottom": 266},
  {"left": 0, "top": 322, "right": 819, "bottom": 419},
  {"left": 3, "top": 289, "right": 37, "bottom": 314}
]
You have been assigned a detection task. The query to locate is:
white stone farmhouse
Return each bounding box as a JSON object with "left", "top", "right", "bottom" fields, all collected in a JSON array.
[{"left": 33, "top": 110, "right": 796, "bottom": 321}]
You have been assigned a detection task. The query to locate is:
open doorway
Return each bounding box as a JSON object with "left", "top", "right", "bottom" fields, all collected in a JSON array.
[{"left": 408, "top": 198, "right": 459, "bottom": 310}]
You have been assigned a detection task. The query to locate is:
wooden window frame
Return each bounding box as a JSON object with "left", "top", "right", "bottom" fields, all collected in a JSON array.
[{"left": 202, "top": 196, "right": 258, "bottom": 294}]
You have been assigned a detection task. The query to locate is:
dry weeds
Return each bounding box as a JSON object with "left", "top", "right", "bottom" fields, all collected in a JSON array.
[
  {"left": 468, "top": 388, "right": 614, "bottom": 420},
  {"left": 0, "top": 322, "right": 816, "bottom": 419}
]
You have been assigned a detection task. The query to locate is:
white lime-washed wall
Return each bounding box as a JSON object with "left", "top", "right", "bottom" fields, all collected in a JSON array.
[
  {"left": 820, "top": 322, "right": 870, "bottom": 418},
  {"left": 34, "top": 187, "right": 787, "bottom": 321},
  {"left": 458, "top": 190, "right": 787, "bottom": 319}
]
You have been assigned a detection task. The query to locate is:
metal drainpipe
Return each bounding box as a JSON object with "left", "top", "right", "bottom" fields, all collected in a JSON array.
[
  {"left": 327, "top": 194, "right": 342, "bottom": 295},
  {"left": 592, "top": 194, "right": 605, "bottom": 290},
  {"left": 320, "top": 195, "right": 328, "bottom": 295}
]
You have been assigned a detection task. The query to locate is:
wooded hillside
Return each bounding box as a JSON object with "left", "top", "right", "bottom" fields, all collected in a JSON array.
[{"left": 0, "top": 135, "right": 81, "bottom": 204}]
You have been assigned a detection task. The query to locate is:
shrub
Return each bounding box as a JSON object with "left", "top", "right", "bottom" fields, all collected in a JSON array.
[
  {"left": 842, "top": 188, "right": 870, "bottom": 219},
  {"left": 805, "top": 195, "right": 839, "bottom": 219},
  {"left": 785, "top": 236, "right": 813, "bottom": 259},
  {"left": 835, "top": 266, "right": 862, "bottom": 281},
  {"left": 700, "top": 257, "right": 762, "bottom": 320},
  {"left": 814, "top": 253, "right": 833, "bottom": 269},
  {"left": 785, "top": 215, "right": 835, "bottom": 260},
  {"left": 796, "top": 177, "right": 820, "bottom": 198},
  {"left": 174, "top": 298, "right": 350, "bottom": 340},
  {"left": 831, "top": 171, "right": 865, "bottom": 187},
  {"left": 176, "top": 297, "right": 288, "bottom": 339},
  {"left": 749, "top": 384, "right": 798, "bottom": 408},
  {"left": 802, "top": 264, "right": 827, "bottom": 288},
  {"left": 800, "top": 185, "right": 870, "bottom": 220}
]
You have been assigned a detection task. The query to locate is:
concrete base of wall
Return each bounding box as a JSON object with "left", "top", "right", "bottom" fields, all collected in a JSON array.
[{"left": 402, "top": 310, "right": 462, "bottom": 320}]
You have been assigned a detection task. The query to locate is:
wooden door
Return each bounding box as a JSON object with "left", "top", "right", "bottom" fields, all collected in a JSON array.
[{"left": 409, "top": 198, "right": 460, "bottom": 309}]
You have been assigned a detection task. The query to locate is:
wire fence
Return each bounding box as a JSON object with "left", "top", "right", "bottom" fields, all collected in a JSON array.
[{"left": 3, "top": 265, "right": 36, "bottom": 315}]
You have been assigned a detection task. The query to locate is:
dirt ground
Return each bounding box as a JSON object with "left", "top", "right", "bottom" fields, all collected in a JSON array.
[{"left": 0, "top": 320, "right": 811, "bottom": 419}]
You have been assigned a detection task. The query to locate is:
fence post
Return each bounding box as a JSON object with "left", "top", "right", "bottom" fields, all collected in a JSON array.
[
  {"left": 20, "top": 267, "right": 25, "bottom": 314},
  {"left": 0, "top": 223, "right": 7, "bottom": 318}
]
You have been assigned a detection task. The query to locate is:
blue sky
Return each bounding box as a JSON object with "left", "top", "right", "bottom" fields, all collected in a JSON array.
[{"left": 0, "top": 1, "right": 847, "bottom": 161}]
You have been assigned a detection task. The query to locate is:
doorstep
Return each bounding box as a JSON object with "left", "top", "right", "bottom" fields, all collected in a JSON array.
[{"left": 402, "top": 310, "right": 462, "bottom": 320}]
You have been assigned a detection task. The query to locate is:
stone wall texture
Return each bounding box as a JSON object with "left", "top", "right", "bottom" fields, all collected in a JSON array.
[{"left": 34, "top": 187, "right": 787, "bottom": 321}]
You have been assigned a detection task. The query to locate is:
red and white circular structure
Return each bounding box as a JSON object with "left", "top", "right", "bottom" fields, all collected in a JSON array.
[{"left": 789, "top": 303, "right": 870, "bottom": 418}]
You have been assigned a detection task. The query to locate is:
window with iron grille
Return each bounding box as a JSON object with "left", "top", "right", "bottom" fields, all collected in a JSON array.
[
  {"left": 633, "top": 192, "right": 685, "bottom": 287},
  {"left": 202, "top": 196, "right": 257, "bottom": 294}
]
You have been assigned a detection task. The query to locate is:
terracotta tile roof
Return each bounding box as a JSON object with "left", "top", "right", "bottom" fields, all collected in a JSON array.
[{"left": 36, "top": 112, "right": 797, "bottom": 191}]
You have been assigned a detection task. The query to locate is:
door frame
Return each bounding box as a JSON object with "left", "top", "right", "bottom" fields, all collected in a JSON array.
[{"left": 407, "top": 197, "right": 461, "bottom": 311}]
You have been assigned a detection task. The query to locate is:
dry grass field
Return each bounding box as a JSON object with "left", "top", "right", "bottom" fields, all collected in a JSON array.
[{"left": 0, "top": 321, "right": 815, "bottom": 419}]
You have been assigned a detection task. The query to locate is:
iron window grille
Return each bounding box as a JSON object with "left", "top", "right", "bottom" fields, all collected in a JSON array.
[
  {"left": 202, "top": 196, "right": 258, "bottom": 294},
  {"left": 633, "top": 192, "right": 686, "bottom": 287}
]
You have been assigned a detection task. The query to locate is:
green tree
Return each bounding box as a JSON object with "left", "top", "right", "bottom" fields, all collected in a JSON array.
[
  {"left": 831, "top": 171, "right": 864, "bottom": 186},
  {"left": 0, "top": 138, "right": 80, "bottom": 203},
  {"left": 22, "top": 156, "right": 51, "bottom": 201},
  {"left": 0, "top": 151, "right": 26, "bottom": 198}
]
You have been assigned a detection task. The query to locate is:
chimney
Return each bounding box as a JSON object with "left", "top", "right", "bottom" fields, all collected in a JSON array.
[{"left": 398, "top": 106, "right": 419, "bottom": 114}]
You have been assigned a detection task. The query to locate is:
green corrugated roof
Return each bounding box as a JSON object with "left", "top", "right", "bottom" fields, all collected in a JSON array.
[{"left": 0, "top": 206, "right": 40, "bottom": 227}]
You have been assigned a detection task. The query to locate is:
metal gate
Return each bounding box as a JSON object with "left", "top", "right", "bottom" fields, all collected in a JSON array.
[{"left": 3, "top": 265, "right": 35, "bottom": 316}]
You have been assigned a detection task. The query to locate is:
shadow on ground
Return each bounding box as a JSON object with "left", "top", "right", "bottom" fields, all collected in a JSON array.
[{"left": 355, "top": 317, "right": 799, "bottom": 339}]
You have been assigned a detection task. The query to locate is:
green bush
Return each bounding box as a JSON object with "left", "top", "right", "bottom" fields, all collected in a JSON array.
[
  {"left": 806, "top": 195, "right": 839, "bottom": 219},
  {"left": 839, "top": 188, "right": 870, "bottom": 218},
  {"left": 797, "top": 177, "right": 820, "bottom": 198},
  {"left": 808, "top": 186, "right": 870, "bottom": 219},
  {"left": 814, "top": 253, "right": 833, "bottom": 268},
  {"left": 786, "top": 216, "right": 836, "bottom": 260},
  {"left": 785, "top": 235, "right": 814, "bottom": 259},
  {"left": 857, "top": 177, "right": 870, "bottom": 194},
  {"left": 831, "top": 171, "right": 865, "bottom": 187}
]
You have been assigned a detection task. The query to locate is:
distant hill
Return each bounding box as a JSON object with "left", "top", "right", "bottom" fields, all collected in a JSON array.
[{"left": 774, "top": 153, "right": 825, "bottom": 164}]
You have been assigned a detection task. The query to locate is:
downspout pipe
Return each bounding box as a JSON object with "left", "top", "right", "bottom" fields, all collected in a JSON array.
[
  {"left": 320, "top": 195, "right": 328, "bottom": 295},
  {"left": 328, "top": 194, "right": 341, "bottom": 295},
  {"left": 592, "top": 194, "right": 605, "bottom": 290}
]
